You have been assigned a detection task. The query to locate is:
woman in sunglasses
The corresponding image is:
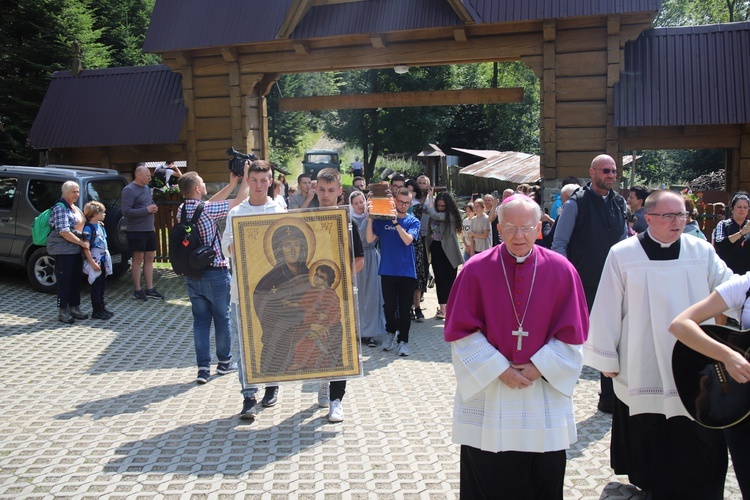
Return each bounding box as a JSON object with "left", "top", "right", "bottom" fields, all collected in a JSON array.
[{"left": 714, "top": 192, "right": 750, "bottom": 275}]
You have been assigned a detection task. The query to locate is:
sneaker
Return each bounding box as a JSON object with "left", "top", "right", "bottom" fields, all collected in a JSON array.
[
  {"left": 261, "top": 386, "right": 278, "bottom": 407},
  {"left": 101, "top": 303, "right": 114, "bottom": 318},
  {"left": 367, "top": 337, "right": 378, "bottom": 348},
  {"left": 69, "top": 306, "right": 88, "bottom": 320},
  {"left": 317, "top": 382, "right": 330, "bottom": 408},
  {"left": 396, "top": 341, "right": 411, "bottom": 357},
  {"left": 240, "top": 397, "right": 257, "bottom": 419},
  {"left": 133, "top": 289, "right": 148, "bottom": 301},
  {"left": 414, "top": 307, "right": 425, "bottom": 322},
  {"left": 196, "top": 369, "right": 210, "bottom": 384},
  {"left": 144, "top": 288, "right": 165, "bottom": 300},
  {"left": 328, "top": 399, "right": 344, "bottom": 423},
  {"left": 216, "top": 361, "right": 238, "bottom": 375},
  {"left": 382, "top": 332, "right": 398, "bottom": 351}
]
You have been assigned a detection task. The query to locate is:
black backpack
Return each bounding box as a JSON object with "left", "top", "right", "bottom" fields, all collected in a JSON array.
[{"left": 169, "top": 202, "right": 217, "bottom": 278}]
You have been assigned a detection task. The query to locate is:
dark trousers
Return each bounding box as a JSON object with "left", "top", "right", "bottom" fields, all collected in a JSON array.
[
  {"left": 460, "top": 445, "right": 565, "bottom": 500},
  {"left": 330, "top": 380, "right": 346, "bottom": 401},
  {"left": 725, "top": 423, "right": 750, "bottom": 498},
  {"left": 381, "top": 275, "right": 416, "bottom": 343},
  {"left": 54, "top": 253, "right": 83, "bottom": 309},
  {"left": 430, "top": 240, "right": 456, "bottom": 304},
  {"left": 90, "top": 273, "right": 106, "bottom": 308},
  {"left": 611, "top": 397, "right": 727, "bottom": 499}
]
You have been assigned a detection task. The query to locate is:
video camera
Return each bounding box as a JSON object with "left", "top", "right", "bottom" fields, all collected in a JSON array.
[{"left": 226, "top": 148, "right": 258, "bottom": 176}]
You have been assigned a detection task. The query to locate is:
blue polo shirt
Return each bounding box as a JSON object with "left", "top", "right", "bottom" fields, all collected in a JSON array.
[{"left": 372, "top": 215, "right": 420, "bottom": 278}]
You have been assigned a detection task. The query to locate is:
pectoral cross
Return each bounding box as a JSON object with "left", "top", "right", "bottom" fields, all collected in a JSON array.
[{"left": 512, "top": 326, "right": 528, "bottom": 351}]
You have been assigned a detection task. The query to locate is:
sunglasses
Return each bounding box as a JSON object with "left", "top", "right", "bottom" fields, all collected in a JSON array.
[{"left": 596, "top": 168, "right": 618, "bottom": 175}]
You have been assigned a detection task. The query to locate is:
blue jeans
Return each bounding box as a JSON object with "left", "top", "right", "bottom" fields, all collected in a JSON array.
[
  {"left": 230, "top": 303, "right": 258, "bottom": 399},
  {"left": 185, "top": 268, "right": 232, "bottom": 371}
]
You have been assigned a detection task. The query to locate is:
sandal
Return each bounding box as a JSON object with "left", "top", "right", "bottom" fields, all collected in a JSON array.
[{"left": 435, "top": 308, "right": 445, "bottom": 320}]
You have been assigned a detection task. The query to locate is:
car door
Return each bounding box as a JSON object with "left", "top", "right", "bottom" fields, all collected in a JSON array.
[{"left": 0, "top": 174, "right": 20, "bottom": 258}]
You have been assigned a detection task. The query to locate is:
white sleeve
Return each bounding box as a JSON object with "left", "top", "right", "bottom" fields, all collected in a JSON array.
[
  {"left": 530, "top": 339, "right": 583, "bottom": 397},
  {"left": 450, "top": 332, "right": 509, "bottom": 402}
]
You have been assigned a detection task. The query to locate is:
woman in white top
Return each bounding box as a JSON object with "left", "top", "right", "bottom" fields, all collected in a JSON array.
[{"left": 669, "top": 274, "right": 750, "bottom": 499}]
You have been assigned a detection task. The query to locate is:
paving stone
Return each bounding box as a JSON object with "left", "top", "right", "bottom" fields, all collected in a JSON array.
[{"left": 0, "top": 266, "right": 741, "bottom": 498}]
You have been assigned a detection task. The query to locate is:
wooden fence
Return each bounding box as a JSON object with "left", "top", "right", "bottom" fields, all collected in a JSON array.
[{"left": 153, "top": 193, "right": 182, "bottom": 262}]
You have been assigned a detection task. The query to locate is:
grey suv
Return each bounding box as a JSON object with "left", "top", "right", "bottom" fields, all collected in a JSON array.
[{"left": 0, "top": 165, "right": 131, "bottom": 292}]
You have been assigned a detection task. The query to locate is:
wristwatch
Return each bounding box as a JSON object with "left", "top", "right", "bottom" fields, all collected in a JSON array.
[{"left": 393, "top": 219, "right": 400, "bottom": 226}]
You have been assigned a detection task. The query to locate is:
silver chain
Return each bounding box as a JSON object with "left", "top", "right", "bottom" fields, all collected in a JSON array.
[{"left": 500, "top": 249, "right": 538, "bottom": 330}]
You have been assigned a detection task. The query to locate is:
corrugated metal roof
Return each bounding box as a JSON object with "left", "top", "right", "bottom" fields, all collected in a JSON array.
[
  {"left": 451, "top": 147, "right": 501, "bottom": 159},
  {"left": 458, "top": 151, "right": 540, "bottom": 184},
  {"left": 28, "top": 65, "right": 186, "bottom": 149},
  {"left": 466, "top": 0, "right": 661, "bottom": 22},
  {"left": 417, "top": 143, "right": 446, "bottom": 157},
  {"left": 143, "top": 0, "right": 292, "bottom": 52},
  {"left": 144, "top": 0, "right": 661, "bottom": 52},
  {"left": 615, "top": 22, "right": 750, "bottom": 127},
  {"left": 292, "top": 0, "right": 463, "bottom": 39}
]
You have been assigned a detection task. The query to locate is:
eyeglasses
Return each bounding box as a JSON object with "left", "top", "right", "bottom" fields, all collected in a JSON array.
[
  {"left": 395, "top": 199, "right": 411, "bottom": 206},
  {"left": 595, "top": 168, "right": 618, "bottom": 175},
  {"left": 647, "top": 212, "right": 689, "bottom": 221},
  {"left": 501, "top": 225, "right": 538, "bottom": 235}
]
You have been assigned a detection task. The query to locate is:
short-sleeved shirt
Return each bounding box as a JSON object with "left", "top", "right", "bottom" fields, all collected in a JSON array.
[
  {"left": 716, "top": 272, "right": 750, "bottom": 328},
  {"left": 178, "top": 199, "right": 230, "bottom": 268},
  {"left": 288, "top": 193, "right": 319, "bottom": 209},
  {"left": 372, "top": 215, "right": 420, "bottom": 278}
]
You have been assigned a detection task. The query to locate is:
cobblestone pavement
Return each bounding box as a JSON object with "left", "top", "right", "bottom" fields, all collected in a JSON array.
[{"left": 0, "top": 267, "right": 741, "bottom": 499}]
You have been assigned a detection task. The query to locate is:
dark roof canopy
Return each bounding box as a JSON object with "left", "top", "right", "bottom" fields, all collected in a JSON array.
[
  {"left": 144, "top": 0, "right": 662, "bottom": 53},
  {"left": 615, "top": 22, "right": 750, "bottom": 127},
  {"left": 28, "top": 65, "right": 186, "bottom": 149}
]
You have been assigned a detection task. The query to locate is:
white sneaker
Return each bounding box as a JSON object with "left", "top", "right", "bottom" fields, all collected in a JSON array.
[
  {"left": 328, "top": 399, "right": 344, "bottom": 422},
  {"left": 317, "top": 382, "right": 330, "bottom": 407},
  {"left": 382, "top": 332, "right": 398, "bottom": 351},
  {"left": 396, "top": 341, "right": 410, "bottom": 357}
]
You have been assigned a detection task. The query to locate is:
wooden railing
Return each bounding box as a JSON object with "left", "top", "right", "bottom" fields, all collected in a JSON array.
[{"left": 153, "top": 193, "right": 182, "bottom": 262}]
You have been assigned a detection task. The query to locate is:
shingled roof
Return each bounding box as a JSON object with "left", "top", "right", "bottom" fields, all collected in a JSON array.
[
  {"left": 615, "top": 22, "right": 750, "bottom": 127},
  {"left": 28, "top": 65, "right": 186, "bottom": 149},
  {"left": 143, "top": 0, "right": 662, "bottom": 53}
]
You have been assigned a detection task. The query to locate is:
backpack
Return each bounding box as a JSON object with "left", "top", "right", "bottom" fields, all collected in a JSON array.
[
  {"left": 31, "top": 201, "right": 65, "bottom": 246},
  {"left": 169, "top": 202, "right": 217, "bottom": 278}
]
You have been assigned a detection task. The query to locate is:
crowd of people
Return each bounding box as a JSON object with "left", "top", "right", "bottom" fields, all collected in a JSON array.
[{"left": 46, "top": 154, "right": 750, "bottom": 498}]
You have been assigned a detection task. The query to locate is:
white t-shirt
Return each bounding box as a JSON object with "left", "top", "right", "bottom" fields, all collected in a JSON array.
[{"left": 716, "top": 272, "right": 750, "bottom": 328}]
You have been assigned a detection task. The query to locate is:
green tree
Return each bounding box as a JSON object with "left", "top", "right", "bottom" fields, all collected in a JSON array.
[
  {"left": 93, "top": 0, "right": 159, "bottom": 66},
  {"left": 656, "top": 0, "right": 749, "bottom": 26}
]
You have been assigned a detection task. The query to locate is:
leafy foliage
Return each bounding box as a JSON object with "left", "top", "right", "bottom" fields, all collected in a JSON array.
[
  {"left": 627, "top": 149, "right": 725, "bottom": 185},
  {"left": 656, "top": 0, "right": 750, "bottom": 25}
]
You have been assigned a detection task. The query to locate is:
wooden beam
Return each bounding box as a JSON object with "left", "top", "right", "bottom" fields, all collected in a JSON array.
[
  {"left": 240, "top": 33, "right": 543, "bottom": 73},
  {"left": 292, "top": 40, "right": 310, "bottom": 55},
  {"left": 445, "top": 0, "right": 476, "bottom": 23},
  {"left": 370, "top": 34, "right": 387, "bottom": 49},
  {"left": 278, "top": 87, "right": 524, "bottom": 112},
  {"left": 220, "top": 47, "right": 238, "bottom": 62},
  {"left": 277, "top": 0, "right": 313, "bottom": 39},
  {"left": 453, "top": 27, "right": 468, "bottom": 42},
  {"left": 260, "top": 73, "right": 280, "bottom": 97}
]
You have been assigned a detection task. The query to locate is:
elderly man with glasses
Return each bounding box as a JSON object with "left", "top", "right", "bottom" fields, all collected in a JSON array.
[
  {"left": 551, "top": 153, "right": 629, "bottom": 414},
  {"left": 585, "top": 189, "right": 733, "bottom": 499},
  {"left": 445, "top": 194, "right": 589, "bottom": 499}
]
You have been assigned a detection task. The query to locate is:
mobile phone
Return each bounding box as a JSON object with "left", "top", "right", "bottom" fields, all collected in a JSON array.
[{"left": 492, "top": 190, "right": 499, "bottom": 199}]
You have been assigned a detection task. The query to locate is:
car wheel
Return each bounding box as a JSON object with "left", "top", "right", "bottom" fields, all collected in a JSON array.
[{"left": 27, "top": 247, "right": 57, "bottom": 293}]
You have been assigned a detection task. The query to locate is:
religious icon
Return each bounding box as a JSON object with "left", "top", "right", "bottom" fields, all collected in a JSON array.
[{"left": 231, "top": 208, "right": 362, "bottom": 385}]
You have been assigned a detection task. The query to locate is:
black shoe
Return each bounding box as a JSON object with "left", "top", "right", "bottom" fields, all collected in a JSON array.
[
  {"left": 133, "top": 289, "right": 148, "bottom": 301},
  {"left": 91, "top": 308, "right": 110, "bottom": 320},
  {"left": 261, "top": 386, "right": 278, "bottom": 407},
  {"left": 69, "top": 306, "right": 88, "bottom": 320},
  {"left": 240, "top": 397, "right": 258, "bottom": 419},
  {"left": 427, "top": 275, "right": 435, "bottom": 288},
  {"left": 409, "top": 308, "right": 416, "bottom": 320},
  {"left": 145, "top": 288, "right": 165, "bottom": 300},
  {"left": 101, "top": 303, "right": 114, "bottom": 318},
  {"left": 414, "top": 307, "right": 425, "bottom": 322},
  {"left": 367, "top": 337, "right": 378, "bottom": 348},
  {"left": 196, "top": 370, "right": 210, "bottom": 384}
]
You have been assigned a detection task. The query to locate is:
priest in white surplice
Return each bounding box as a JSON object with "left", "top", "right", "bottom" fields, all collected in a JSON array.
[
  {"left": 445, "top": 195, "right": 589, "bottom": 499},
  {"left": 585, "top": 190, "right": 732, "bottom": 499}
]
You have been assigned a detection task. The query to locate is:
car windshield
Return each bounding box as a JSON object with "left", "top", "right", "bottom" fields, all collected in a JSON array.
[
  {"left": 86, "top": 179, "right": 126, "bottom": 209},
  {"left": 306, "top": 154, "right": 338, "bottom": 163}
]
